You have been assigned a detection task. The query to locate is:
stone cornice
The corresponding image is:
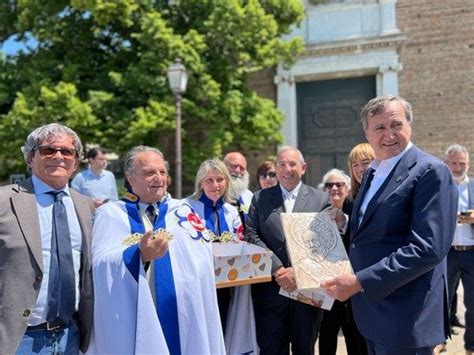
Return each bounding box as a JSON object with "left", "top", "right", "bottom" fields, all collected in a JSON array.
[{"left": 301, "top": 33, "right": 407, "bottom": 58}]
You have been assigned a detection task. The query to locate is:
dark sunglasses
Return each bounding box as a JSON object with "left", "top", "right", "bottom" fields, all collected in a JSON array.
[
  {"left": 259, "top": 172, "right": 276, "bottom": 179},
  {"left": 36, "top": 146, "right": 77, "bottom": 159},
  {"left": 324, "top": 182, "right": 345, "bottom": 189}
]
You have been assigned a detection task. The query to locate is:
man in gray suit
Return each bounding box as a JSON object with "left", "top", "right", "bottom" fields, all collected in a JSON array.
[
  {"left": 245, "top": 146, "right": 345, "bottom": 355},
  {"left": 0, "top": 123, "right": 94, "bottom": 354}
]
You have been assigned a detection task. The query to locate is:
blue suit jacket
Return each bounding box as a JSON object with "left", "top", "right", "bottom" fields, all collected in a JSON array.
[{"left": 349, "top": 145, "right": 458, "bottom": 348}]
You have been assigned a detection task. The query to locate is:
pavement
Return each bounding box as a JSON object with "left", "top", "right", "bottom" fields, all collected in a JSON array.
[{"left": 315, "top": 284, "right": 467, "bottom": 354}]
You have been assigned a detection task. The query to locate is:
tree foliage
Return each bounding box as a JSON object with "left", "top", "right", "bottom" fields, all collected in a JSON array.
[{"left": 0, "top": 0, "right": 304, "bottom": 186}]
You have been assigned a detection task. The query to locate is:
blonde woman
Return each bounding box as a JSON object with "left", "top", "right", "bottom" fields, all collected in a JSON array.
[{"left": 185, "top": 159, "right": 257, "bottom": 354}]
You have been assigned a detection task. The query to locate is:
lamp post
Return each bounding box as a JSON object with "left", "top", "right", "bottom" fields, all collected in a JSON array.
[{"left": 167, "top": 58, "right": 188, "bottom": 198}]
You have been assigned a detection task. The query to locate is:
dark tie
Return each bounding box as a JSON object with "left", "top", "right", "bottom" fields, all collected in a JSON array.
[
  {"left": 46, "top": 191, "right": 76, "bottom": 324},
  {"left": 146, "top": 204, "right": 157, "bottom": 225},
  {"left": 232, "top": 199, "right": 247, "bottom": 233},
  {"left": 358, "top": 168, "right": 376, "bottom": 202},
  {"left": 212, "top": 205, "right": 221, "bottom": 236}
]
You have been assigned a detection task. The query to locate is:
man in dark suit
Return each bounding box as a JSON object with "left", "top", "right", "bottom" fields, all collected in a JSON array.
[
  {"left": 322, "top": 95, "right": 458, "bottom": 354},
  {"left": 246, "top": 146, "right": 345, "bottom": 355},
  {"left": 444, "top": 144, "right": 474, "bottom": 354},
  {"left": 0, "top": 123, "right": 94, "bottom": 354}
]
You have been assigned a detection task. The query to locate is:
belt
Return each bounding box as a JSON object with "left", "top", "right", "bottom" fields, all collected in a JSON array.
[
  {"left": 452, "top": 245, "right": 474, "bottom": 251},
  {"left": 27, "top": 319, "right": 66, "bottom": 332}
]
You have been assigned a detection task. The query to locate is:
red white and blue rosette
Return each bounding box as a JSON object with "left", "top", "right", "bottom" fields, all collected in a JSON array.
[{"left": 174, "top": 203, "right": 212, "bottom": 242}]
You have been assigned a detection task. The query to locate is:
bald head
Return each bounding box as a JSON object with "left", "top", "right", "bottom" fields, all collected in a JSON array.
[{"left": 224, "top": 151, "right": 247, "bottom": 178}]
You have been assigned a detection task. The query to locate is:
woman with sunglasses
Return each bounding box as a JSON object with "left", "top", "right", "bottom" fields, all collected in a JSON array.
[
  {"left": 321, "top": 169, "right": 351, "bottom": 210},
  {"left": 318, "top": 165, "right": 369, "bottom": 355},
  {"left": 256, "top": 160, "right": 278, "bottom": 190}
]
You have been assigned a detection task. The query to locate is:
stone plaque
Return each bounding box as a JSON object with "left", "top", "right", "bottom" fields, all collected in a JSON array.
[{"left": 280, "top": 212, "right": 353, "bottom": 290}]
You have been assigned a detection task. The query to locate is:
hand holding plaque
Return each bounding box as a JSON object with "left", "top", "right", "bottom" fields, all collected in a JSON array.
[{"left": 279, "top": 211, "right": 354, "bottom": 309}]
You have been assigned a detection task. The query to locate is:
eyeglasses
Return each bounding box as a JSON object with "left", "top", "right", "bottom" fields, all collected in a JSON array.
[
  {"left": 259, "top": 172, "right": 276, "bottom": 179},
  {"left": 36, "top": 146, "right": 77, "bottom": 159},
  {"left": 324, "top": 182, "right": 345, "bottom": 189}
]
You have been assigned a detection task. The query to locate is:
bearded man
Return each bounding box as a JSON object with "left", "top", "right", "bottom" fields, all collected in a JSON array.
[{"left": 224, "top": 151, "right": 253, "bottom": 231}]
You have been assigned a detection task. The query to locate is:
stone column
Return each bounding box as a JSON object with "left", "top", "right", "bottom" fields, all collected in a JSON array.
[
  {"left": 377, "top": 63, "right": 403, "bottom": 96},
  {"left": 379, "top": 0, "right": 400, "bottom": 35},
  {"left": 275, "top": 73, "right": 298, "bottom": 147}
]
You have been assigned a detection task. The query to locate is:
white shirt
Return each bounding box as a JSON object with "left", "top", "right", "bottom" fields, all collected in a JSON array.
[
  {"left": 453, "top": 176, "right": 474, "bottom": 246},
  {"left": 280, "top": 182, "right": 302, "bottom": 213},
  {"left": 358, "top": 142, "right": 413, "bottom": 225}
]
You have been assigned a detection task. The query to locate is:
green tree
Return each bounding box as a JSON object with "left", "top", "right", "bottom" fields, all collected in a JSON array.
[{"left": 0, "top": 0, "right": 304, "bottom": 188}]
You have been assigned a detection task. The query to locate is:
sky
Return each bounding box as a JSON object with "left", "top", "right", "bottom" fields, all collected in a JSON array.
[{"left": 1, "top": 34, "right": 38, "bottom": 56}]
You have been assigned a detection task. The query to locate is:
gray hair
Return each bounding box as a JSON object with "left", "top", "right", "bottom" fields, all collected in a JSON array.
[
  {"left": 21, "top": 123, "right": 83, "bottom": 164},
  {"left": 193, "top": 158, "right": 233, "bottom": 203},
  {"left": 321, "top": 168, "right": 351, "bottom": 190},
  {"left": 445, "top": 144, "right": 469, "bottom": 160},
  {"left": 276, "top": 145, "right": 306, "bottom": 165},
  {"left": 360, "top": 95, "right": 413, "bottom": 130},
  {"left": 124, "top": 145, "right": 164, "bottom": 177}
]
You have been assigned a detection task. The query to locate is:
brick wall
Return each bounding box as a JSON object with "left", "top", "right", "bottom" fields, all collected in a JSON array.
[
  {"left": 248, "top": 2, "right": 474, "bottom": 177},
  {"left": 397, "top": 0, "right": 474, "bottom": 168},
  {"left": 246, "top": 68, "right": 277, "bottom": 101}
]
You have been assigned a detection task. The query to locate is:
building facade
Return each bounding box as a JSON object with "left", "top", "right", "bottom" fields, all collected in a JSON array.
[{"left": 250, "top": 0, "right": 474, "bottom": 187}]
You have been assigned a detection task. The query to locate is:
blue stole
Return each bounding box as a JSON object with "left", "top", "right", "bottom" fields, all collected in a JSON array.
[
  {"left": 122, "top": 197, "right": 182, "bottom": 355},
  {"left": 199, "top": 194, "right": 230, "bottom": 235}
]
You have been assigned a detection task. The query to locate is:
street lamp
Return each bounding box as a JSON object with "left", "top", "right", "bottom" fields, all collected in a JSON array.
[{"left": 167, "top": 58, "right": 188, "bottom": 198}]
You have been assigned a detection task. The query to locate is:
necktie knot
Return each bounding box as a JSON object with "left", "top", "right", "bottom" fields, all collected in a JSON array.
[
  {"left": 146, "top": 204, "right": 157, "bottom": 225},
  {"left": 48, "top": 190, "right": 67, "bottom": 202}
]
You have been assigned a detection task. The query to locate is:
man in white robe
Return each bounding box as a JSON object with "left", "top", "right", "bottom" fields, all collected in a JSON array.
[{"left": 87, "top": 146, "right": 225, "bottom": 355}]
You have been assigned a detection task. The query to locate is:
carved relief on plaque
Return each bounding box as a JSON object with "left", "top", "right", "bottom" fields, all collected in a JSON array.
[{"left": 281, "top": 212, "right": 353, "bottom": 290}]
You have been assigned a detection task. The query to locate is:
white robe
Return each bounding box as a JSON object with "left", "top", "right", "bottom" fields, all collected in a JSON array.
[{"left": 87, "top": 200, "right": 225, "bottom": 355}]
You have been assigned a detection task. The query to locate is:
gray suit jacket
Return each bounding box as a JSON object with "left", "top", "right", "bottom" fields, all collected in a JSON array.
[
  {"left": 245, "top": 183, "right": 330, "bottom": 273},
  {"left": 0, "top": 178, "right": 94, "bottom": 355}
]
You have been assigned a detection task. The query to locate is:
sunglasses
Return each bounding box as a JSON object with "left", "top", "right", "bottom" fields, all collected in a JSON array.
[
  {"left": 259, "top": 172, "right": 276, "bottom": 179},
  {"left": 324, "top": 182, "right": 345, "bottom": 189},
  {"left": 36, "top": 146, "right": 77, "bottom": 159}
]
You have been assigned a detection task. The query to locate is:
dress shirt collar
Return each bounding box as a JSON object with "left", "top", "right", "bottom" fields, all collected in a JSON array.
[
  {"left": 138, "top": 201, "right": 157, "bottom": 213},
  {"left": 137, "top": 193, "right": 169, "bottom": 212},
  {"left": 369, "top": 141, "right": 413, "bottom": 176},
  {"left": 457, "top": 175, "right": 469, "bottom": 186},
  {"left": 280, "top": 181, "right": 302, "bottom": 200},
  {"left": 32, "top": 175, "right": 70, "bottom": 196},
  {"left": 85, "top": 166, "right": 104, "bottom": 178}
]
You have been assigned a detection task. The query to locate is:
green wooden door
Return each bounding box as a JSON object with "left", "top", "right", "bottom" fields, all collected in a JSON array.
[{"left": 296, "top": 76, "right": 375, "bottom": 187}]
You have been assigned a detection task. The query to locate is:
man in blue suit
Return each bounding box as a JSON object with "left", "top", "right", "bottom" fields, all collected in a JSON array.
[{"left": 322, "top": 95, "right": 458, "bottom": 354}]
